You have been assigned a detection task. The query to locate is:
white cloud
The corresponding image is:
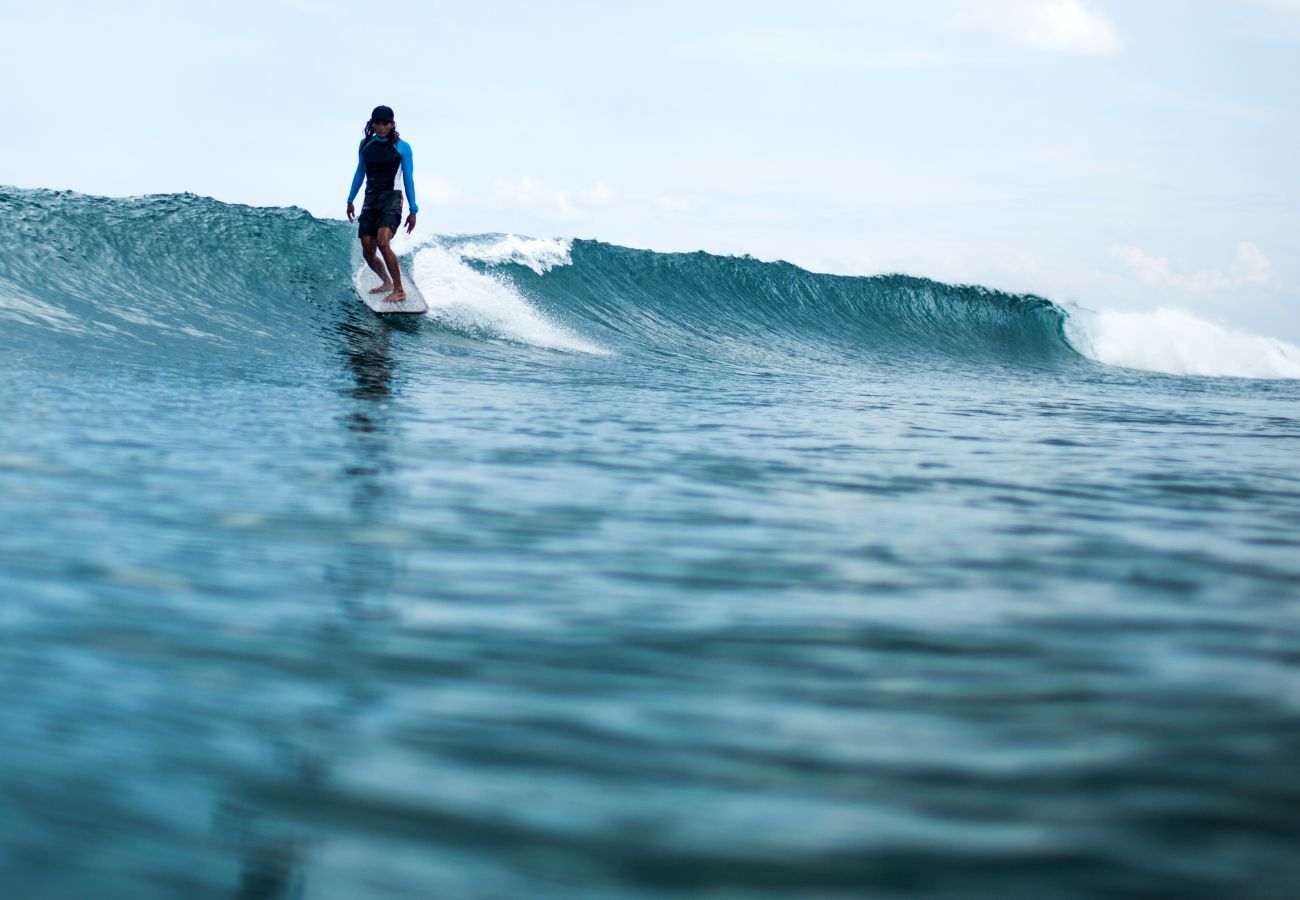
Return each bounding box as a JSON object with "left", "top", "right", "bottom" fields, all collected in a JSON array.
[
  {"left": 490, "top": 177, "right": 578, "bottom": 218},
  {"left": 1113, "top": 242, "right": 1273, "bottom": 293},
  {"left": 1232, "top": 242, "right": 1273, "bottom": 285},
  {"left": 950, "top": 0, "right": 1123, "bottom": 55},
  {"left": 580, "top": 182, "right": 617, "bottom": 206},
  {"left": 489, "top": 177, "right": 618, "bottom": 220}
]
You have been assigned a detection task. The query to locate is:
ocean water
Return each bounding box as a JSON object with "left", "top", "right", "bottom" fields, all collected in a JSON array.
[{"left": 2, "top": 187, "right": 1299, "bottom": 899}]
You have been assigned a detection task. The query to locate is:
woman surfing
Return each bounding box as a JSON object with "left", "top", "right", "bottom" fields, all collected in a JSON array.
[{"left": 347, "top": 105, "right": 418, "bottom": 304}]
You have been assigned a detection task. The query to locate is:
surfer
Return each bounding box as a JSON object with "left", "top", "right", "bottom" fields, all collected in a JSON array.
[{"left": 347, "top": 105, "right": 418, "bottom": 303}]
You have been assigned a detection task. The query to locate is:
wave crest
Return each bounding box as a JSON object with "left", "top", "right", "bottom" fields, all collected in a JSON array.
[{"left": 3, "top": 189, "right": 1292, "bottom": 380}]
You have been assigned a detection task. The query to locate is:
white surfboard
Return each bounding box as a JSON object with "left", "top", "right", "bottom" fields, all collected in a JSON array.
[{"left": 353, "top": 261, "right": 429, "bottom": 315}]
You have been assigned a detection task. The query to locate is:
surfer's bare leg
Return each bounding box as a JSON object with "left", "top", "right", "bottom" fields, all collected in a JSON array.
[
  {"left": 376, "top": 228, "right": 406, "bottom": 302},
  {"left": 360, "top": 235, "right": 391, "bottom": 293}
]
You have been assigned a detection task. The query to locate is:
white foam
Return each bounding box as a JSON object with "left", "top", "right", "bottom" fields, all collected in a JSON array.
[
  {"left": 408, "top": 246, "right": 606, "bottom": 354},
  {"left": 1066, "top": 307, "right": 1300, "bottom": 379},
  {"left": 453, "top": 236, "right": 574, "bottom": 274}
]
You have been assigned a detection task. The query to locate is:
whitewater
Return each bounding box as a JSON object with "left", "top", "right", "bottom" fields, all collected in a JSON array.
[{"left": 3, "top": 187, "right": 1299, "bottom": 900}]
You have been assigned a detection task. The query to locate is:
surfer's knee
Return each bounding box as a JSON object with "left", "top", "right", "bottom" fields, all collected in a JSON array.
[{"left": 376, "top": 233, "right": 392, "bottom": 252}]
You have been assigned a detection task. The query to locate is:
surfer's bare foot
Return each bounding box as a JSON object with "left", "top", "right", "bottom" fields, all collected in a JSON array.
[
  {"left": 385, "top": 289, "right": 407, "bottom": 303},
  {"left": 368, "top": 282, "right": 393, "bottom": 294}
]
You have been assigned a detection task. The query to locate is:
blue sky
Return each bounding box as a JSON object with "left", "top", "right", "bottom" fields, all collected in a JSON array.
[{"left": 3, "top": 1, "right": 1299, "bottom": 340}]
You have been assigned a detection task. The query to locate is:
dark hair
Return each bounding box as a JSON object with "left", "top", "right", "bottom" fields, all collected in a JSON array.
[{"left": 363, "top": 120, "right": 401, "bottom": 143}]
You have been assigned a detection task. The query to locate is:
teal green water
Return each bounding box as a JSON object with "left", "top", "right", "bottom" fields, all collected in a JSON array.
[{"left": 2, "top": 188, "right": 1299, "bottom": 899}]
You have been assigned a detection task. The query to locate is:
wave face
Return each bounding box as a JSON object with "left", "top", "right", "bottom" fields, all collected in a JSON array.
[
  {"left": 1, "top": 188, "right": 1091, "bottom": 378},
  {"left": 465, "top": 238, "right": 1089, "bottom": 375},
  {"left": 7, "top": 187, "right": 1298, "bottom": 380},
  {"left": 0, "top": 188, "right": 355, "bottom": 369}
]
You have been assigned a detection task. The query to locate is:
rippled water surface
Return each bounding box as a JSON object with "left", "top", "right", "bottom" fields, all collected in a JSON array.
[{"left": 2, "top": 189, "right": 1299, "bottom": 899}]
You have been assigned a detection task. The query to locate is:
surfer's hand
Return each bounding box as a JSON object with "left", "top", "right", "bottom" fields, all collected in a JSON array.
[
  {"left": 405, "top": 213, "right": 417, "bottom": 235},
  {"left": 346, "top": 202, "right": 355, "bottom": 222}
]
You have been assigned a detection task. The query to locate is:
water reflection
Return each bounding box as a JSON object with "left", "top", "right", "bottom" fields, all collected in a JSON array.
[
  {"left": 216, "top": 798, "right": 306, "bottom": 900},
  {"left": 342, "top": 315, "right": 395, "bottom": 424},
  {"left": 214, "top": 312, "right": 410, "bottom": 899},
  {"left": 336, "top": 313, "right": 401, "bottom": 610}
]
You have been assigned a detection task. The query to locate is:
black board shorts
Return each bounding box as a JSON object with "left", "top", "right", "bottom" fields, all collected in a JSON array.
[{"left": 357, "top": 191, "right": 403, "bottom": 238}]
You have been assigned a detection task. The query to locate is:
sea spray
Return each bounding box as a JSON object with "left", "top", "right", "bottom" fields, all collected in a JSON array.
[{"left": 1065, "top": 306, "right": 1300, "bottom": 379}]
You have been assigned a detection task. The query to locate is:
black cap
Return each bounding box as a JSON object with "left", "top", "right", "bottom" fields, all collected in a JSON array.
[{"left": 371, "top": 105, "right": 395, "bottom": 122}]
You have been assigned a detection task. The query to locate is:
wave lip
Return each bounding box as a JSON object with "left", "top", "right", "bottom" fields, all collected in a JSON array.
[
  {"left": 402, "top": 245, "right": 605, "bottom": 354},
  {"left": 451, "top": 235, "right": 573, "bottom": 275}
]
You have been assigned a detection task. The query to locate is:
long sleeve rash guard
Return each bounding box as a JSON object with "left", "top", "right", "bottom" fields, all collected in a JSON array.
[{"left": 348, "top": 137, "right": 419, "bottom": 214}]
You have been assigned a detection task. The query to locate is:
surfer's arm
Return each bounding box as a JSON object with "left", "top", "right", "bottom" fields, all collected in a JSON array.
[
  {"left": 398, "top": 141, "right": 419, "bottom": 214},
  {"left": 347, "top": 150, "right": 365, "bottom": 205}
]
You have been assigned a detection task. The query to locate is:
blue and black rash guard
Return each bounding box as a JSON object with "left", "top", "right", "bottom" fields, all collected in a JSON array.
[{"left": 347, "top": 136, "right": 419, "bottom": 214}]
